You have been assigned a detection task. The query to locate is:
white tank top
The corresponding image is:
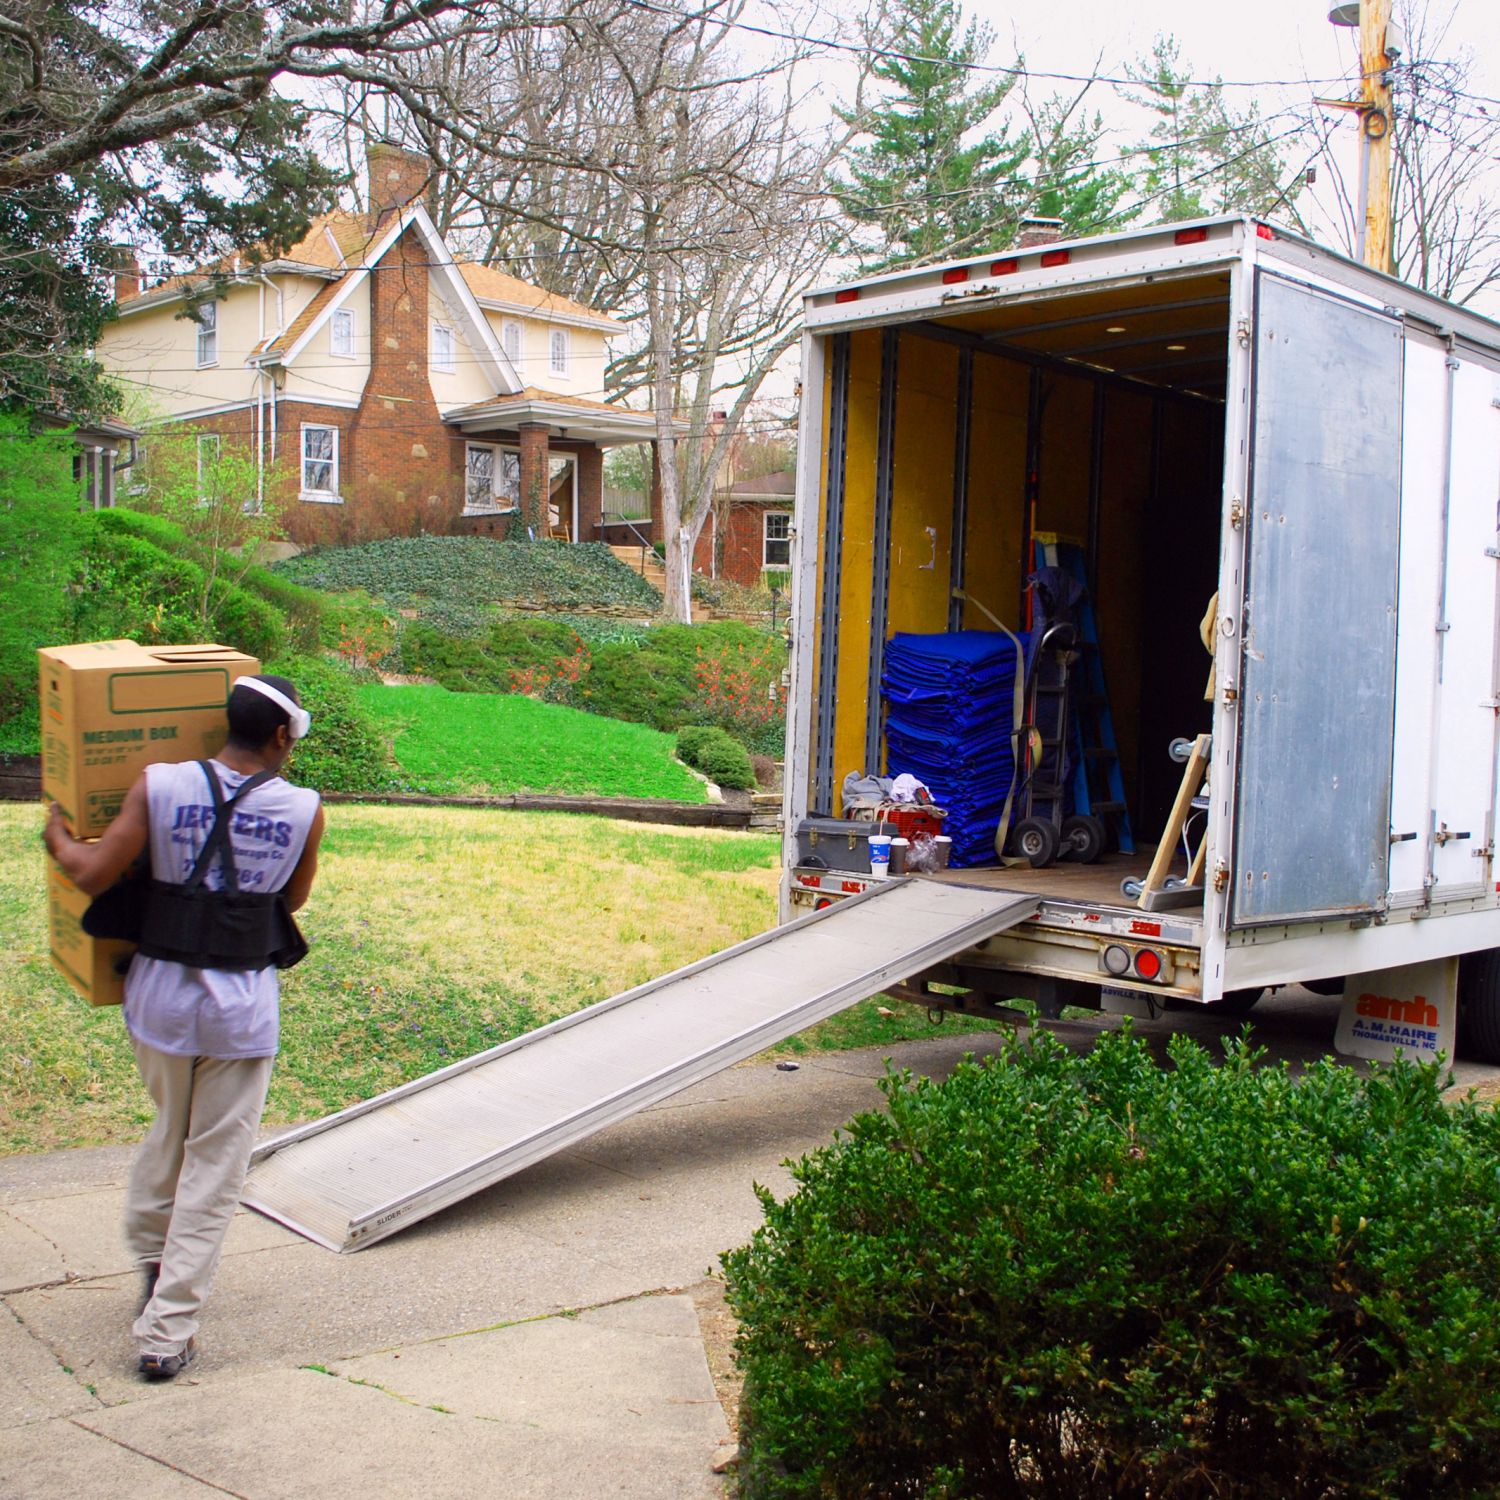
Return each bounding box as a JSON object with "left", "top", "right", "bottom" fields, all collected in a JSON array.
[{"left": 124, "top": 759, "right": 321, "bottom": 1058}]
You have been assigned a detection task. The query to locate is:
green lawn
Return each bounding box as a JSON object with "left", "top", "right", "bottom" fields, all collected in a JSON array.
[
  {"left": 1, "top": 803, "right": 986, "bottom": 1154},
  {"left": 359, "top": 682, "right": 710, "bottom": 801}
]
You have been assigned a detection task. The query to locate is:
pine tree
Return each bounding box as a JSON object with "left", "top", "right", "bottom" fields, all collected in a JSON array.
[
  {"left": 832, "top": 0, "right": 1028, "bottom": 272},
  {"left": 1125, "top": 37, "right": 1308, "bottom": 227}
]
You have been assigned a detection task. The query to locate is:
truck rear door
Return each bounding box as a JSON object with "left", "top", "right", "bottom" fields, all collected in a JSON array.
[{"left": 1230, "top": 273, "right": 1403, "bottom": 927}]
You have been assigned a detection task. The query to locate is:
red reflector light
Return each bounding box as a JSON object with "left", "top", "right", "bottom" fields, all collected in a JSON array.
[
  {"left": 1133, "top": 948, "right": 1163, "bottom": 981},
  {"left": 834, "top": 288, "right": 859, "bottom": 304},
  {"left": 1040, "top": 249, "right": 1071, "bottom": 268},
  {"left": 991, "top": 258, "right": 1018, "bottom": 276},
  {"left": 814, "top": 897, "right": 833, "bottom": 911},
  {"left": 1174, "top": 227, "right": 1209, "bottom": 245},
  {"left": 1256, "top": 223, "right": 1276, "bottom": 241},
  {"left": 941, "top": 267, "right": 968, "bottom": 285}
]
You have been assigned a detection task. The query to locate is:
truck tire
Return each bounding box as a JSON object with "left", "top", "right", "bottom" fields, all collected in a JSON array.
[{"left": 1458, "top": 950, "right": 1500, "bottom": 1064}]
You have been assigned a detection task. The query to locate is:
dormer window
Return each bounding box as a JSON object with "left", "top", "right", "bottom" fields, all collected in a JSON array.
[
  {"left": 195, "top": 301, "right": 218, "bottom": 367},
  {"left": 432, "top": 323, "right": 455, "bottom": 372},
  {"left": 549, "top": 328, "right": 569, "bottom": 378},
  {"left": 331, "top": 308, "right": 354, "bottom": 358}
]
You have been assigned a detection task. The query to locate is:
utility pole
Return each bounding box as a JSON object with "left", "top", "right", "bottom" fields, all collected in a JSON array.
[{"left": 1359, "top": 0, "right": 1395, "bottom": 274}]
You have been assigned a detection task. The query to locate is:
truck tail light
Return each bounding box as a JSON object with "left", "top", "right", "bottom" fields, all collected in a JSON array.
[
  {"left": 835, "top": 288, "right": 859, "bottom": 304},
  {"left": 942, "top": 267, "right": 968, "bottom": 284},
  {"left": 1133, "top": 948, "right": 1164, "bottom": 981},
  {"left": 814, "top": 897, "right": 833, "bottom": 911},
  {"left": 1040, "top": 249, "right": 1071, "bottom": 268},
  {"left": 1103, "top": 944, "right": 1131, "bottom": 977},
  {"left": 991, "top": 258, "right": 1019, "bottom": 276},
  {"left": 1174, "top": 227, "right": 1209, "bottom": 245}
]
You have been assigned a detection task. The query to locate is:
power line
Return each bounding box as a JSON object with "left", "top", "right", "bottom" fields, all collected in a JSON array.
[{"left": 617, "top": 0, "right": 1357, "bottom": 92}]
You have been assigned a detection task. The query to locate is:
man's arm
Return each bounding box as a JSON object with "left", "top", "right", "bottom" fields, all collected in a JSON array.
[
  {"left": 43, "top": 776, "right": 150, "bottom": 896},
  {"left": 282, "top": 805, "right": 325, "bottom": 914}
]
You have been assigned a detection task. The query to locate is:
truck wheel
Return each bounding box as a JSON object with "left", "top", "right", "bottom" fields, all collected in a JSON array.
[
  {"left": 1060, "top": 814, "right": 1107, "bottom": 864},
  {"left": 1012, "top": 817, "right": 1060, "bottom": 868},
  {"left": 1205, "top": 987, "right": 1263, "bottom": 1016},
  {"left": 1458, "top": 950, "right": 1500, "bottom": 1064}
]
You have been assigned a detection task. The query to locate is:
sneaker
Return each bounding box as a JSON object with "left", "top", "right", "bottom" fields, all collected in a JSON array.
[
  {"left": 138, "top": 1338, "right": 196, "bottom": 1382},
  {"left": 137, "top": 1262, "right": 160, "bottom": 1315}
]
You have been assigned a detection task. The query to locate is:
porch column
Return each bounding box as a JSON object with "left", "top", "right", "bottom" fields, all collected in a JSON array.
[{"left": 518, "top": 422, "right": 550, "bottom": 535}]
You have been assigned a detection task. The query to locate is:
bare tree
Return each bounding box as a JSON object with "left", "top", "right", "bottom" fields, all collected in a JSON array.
[{"left": 344, "top": 0, "right": 856, "bottom": 621}]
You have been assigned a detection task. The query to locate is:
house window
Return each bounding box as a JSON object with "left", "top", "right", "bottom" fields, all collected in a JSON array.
[
  {"left": 464, "top": 445, "right": 524, "bottom": 514},
  {"left": 331, "top": 308, "right": 354, "bottom": 357},
  {"left": 195, "top": 301, "right": 218, "bottom": 367},
  {"left": 465, "top": 444, "right": 496, "bottom": 513},
  {"left": 501, "top": 320, "right": 521, "bottom": 367},
  {"left": 549, "top": 328, "right": 569, "bottom": 377},
  {"left": 432, "top": 324, "right": 455, "bottom": 372},
  {"left": 301, "top": 424, "right": 339, "bottom": 500},
  {"left": 197, "top": 434, "right": 220, "bottom": 494},
  {"left": 764, "top": 510, "right": 792, "bottom": 567}
]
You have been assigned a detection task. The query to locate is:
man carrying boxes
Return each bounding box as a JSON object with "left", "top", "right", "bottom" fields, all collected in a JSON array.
[{"left": 42, "top": 654, "right": 325, "bottom": 1382}]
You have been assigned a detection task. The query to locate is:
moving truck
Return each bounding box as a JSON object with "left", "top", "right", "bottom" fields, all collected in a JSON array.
[{"left": 780, "top": 215, "right": 1500, "bottom": 1062}]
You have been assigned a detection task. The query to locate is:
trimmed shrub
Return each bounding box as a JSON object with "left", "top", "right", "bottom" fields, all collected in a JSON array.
[
  {"left": 724, "top": 1030, "right": 1500, "bottom": 1499},
  {"left": 675, "top": 724, "right": 754, "bottom": 790},
  {"left": 268, "top": 654, "right": 390, "bottom": 794}
]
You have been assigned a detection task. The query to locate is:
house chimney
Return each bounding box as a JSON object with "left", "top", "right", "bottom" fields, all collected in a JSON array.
[
  {"left": 1016, "top": 217, "right": 1065, "bottom": 249},
  {"left": 112, "top": 245, "right": 140, "bottom": 302},
  {"left": 366, "top": 141, "right": 434, "bottom": 219}
]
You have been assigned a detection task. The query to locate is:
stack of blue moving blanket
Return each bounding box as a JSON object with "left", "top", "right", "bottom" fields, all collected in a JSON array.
[{"left": 882, "top": 630, "right": 1029, "bottom": 867}]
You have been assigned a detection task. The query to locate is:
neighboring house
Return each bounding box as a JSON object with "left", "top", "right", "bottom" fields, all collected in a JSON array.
[
  {"left": 93, "top": 143, "right": 661, "bottom": 546},
  {"left": 38, "top": 412, "right": 140, "bottom": 511},
  {"left": 694, "top": 469, "right": 794, "bottom": 588}
]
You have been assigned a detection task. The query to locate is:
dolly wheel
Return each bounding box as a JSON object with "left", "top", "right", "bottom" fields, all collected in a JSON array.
[
  {"left": 1458, "top": 949, "right": 1500, "bottom": 1064},
  {"left": 1060, "top": 814, "right": 1107, "bottom": 864},
  {"left": 1013, "top": 817, "right": 1061, "bottom": 868}
]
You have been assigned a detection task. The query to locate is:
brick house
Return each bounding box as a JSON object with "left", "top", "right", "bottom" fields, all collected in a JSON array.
[
  {"left": 93, "top": 144, "right": 661, "bottom": 547},
  {"left": 693, "top": 469, "right": 794, "bottom": 587}
]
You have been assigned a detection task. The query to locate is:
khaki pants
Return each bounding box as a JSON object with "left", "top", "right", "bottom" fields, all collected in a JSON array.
[{"left": 126, "top": 1041, "right": 273, "bottom": 1356}]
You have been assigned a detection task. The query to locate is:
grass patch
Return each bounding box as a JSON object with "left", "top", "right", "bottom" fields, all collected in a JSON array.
[
  {"left": 359, "top": 683, "right": 710, "bottom": 800},
  {"left": 0, "top": 804, "right": 986, "bottom": 1154}
]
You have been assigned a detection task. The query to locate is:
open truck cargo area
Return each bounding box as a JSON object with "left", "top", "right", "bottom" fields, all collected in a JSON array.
[{"left": 781, "top": 216, "right": 1500, "bottom": 1058}]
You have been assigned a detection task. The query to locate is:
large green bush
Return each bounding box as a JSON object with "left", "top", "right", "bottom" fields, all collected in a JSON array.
[
  {"left": 67, "top": 522, "right": 287, "bottom": 662},
  {"left": 268, "top": 654, "right": 391, "bottom": 794},
  {"left": 675, "top": 724, "right": 754, "bottom": 790},
  {"left": 0, "top": 417, "right": 85, "bottom": 755},
  {"left": 95, "top": 508, "right": 322, "bottom": 653},
  {"left": 724, "top": 1030, "right": 1500, "bottom": 1499}
]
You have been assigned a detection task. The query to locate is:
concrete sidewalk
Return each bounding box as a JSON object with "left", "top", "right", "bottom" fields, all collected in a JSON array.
[{"left": 0, "top": 1030, "right": 1018, "bottom": 1500}]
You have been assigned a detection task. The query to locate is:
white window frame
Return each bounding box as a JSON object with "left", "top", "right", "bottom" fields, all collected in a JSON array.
[
  {"left": 548, "top": 328, "right": 570, "bottom": 378},
  {"left": 195, "top": 300, "right": 218, "bottom": 367},
  {"left": 432, "top": 323, "right": 456, "bottom": 373},
  {"left": 763, "top": 509, "right": 792, "bottom": 568},
  {"left": 464, "top": 443, "right": 522, "bottom": 515},
  {"left": 330, "top": 308, "right": 354, "bottom": 358},
  {"left": 300, "top": 424, "right": 340, "bottom": 502},
  {"left": 501, "top": 319, "right": 522, "bottom": 368}
]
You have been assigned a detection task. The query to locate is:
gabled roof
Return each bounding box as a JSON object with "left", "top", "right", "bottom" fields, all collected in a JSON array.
[{"left": 456, "top": 263, "right": 622, "bottom": 333}]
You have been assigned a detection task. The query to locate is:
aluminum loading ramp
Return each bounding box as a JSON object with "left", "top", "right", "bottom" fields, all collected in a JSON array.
[{"left": 242, "top": 879, "right": 1038, "bottom": 1252}]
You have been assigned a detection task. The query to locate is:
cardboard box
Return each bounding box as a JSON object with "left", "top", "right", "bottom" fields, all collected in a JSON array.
[
  {"left": 38, "top": 640, "right": 259, "bottom": 836},
  {"left": 47, "top": 857, "right": 132, "bottom": 1006}
]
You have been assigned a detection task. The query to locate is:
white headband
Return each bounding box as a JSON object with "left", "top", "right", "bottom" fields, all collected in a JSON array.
[{"left": 235, "top": 676, "right": 311, "bottom": 740}]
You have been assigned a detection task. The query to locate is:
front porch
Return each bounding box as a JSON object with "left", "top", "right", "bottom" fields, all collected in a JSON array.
[{"left": 444, "top": 389, "right": 663, "bottom": 548}]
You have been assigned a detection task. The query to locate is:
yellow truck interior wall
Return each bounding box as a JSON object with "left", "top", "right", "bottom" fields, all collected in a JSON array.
[
  {"left": 962, "top": 354, "right": 1030, "bottom": 629},
  {"left": 807, "top": 349, "right": 834, "bottom": 812},
  {"left": 886, "top": 336, "right": 959, "bottom": 640},
  {"left": 830, "top": 329, "right": 883, "bottom": 812},
  {"left": 1034, "top": 372, "right": 1095, "bottom": 554},
  {"left": 1094, "top": 388, "right": 1155, "bottom": 808}
]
